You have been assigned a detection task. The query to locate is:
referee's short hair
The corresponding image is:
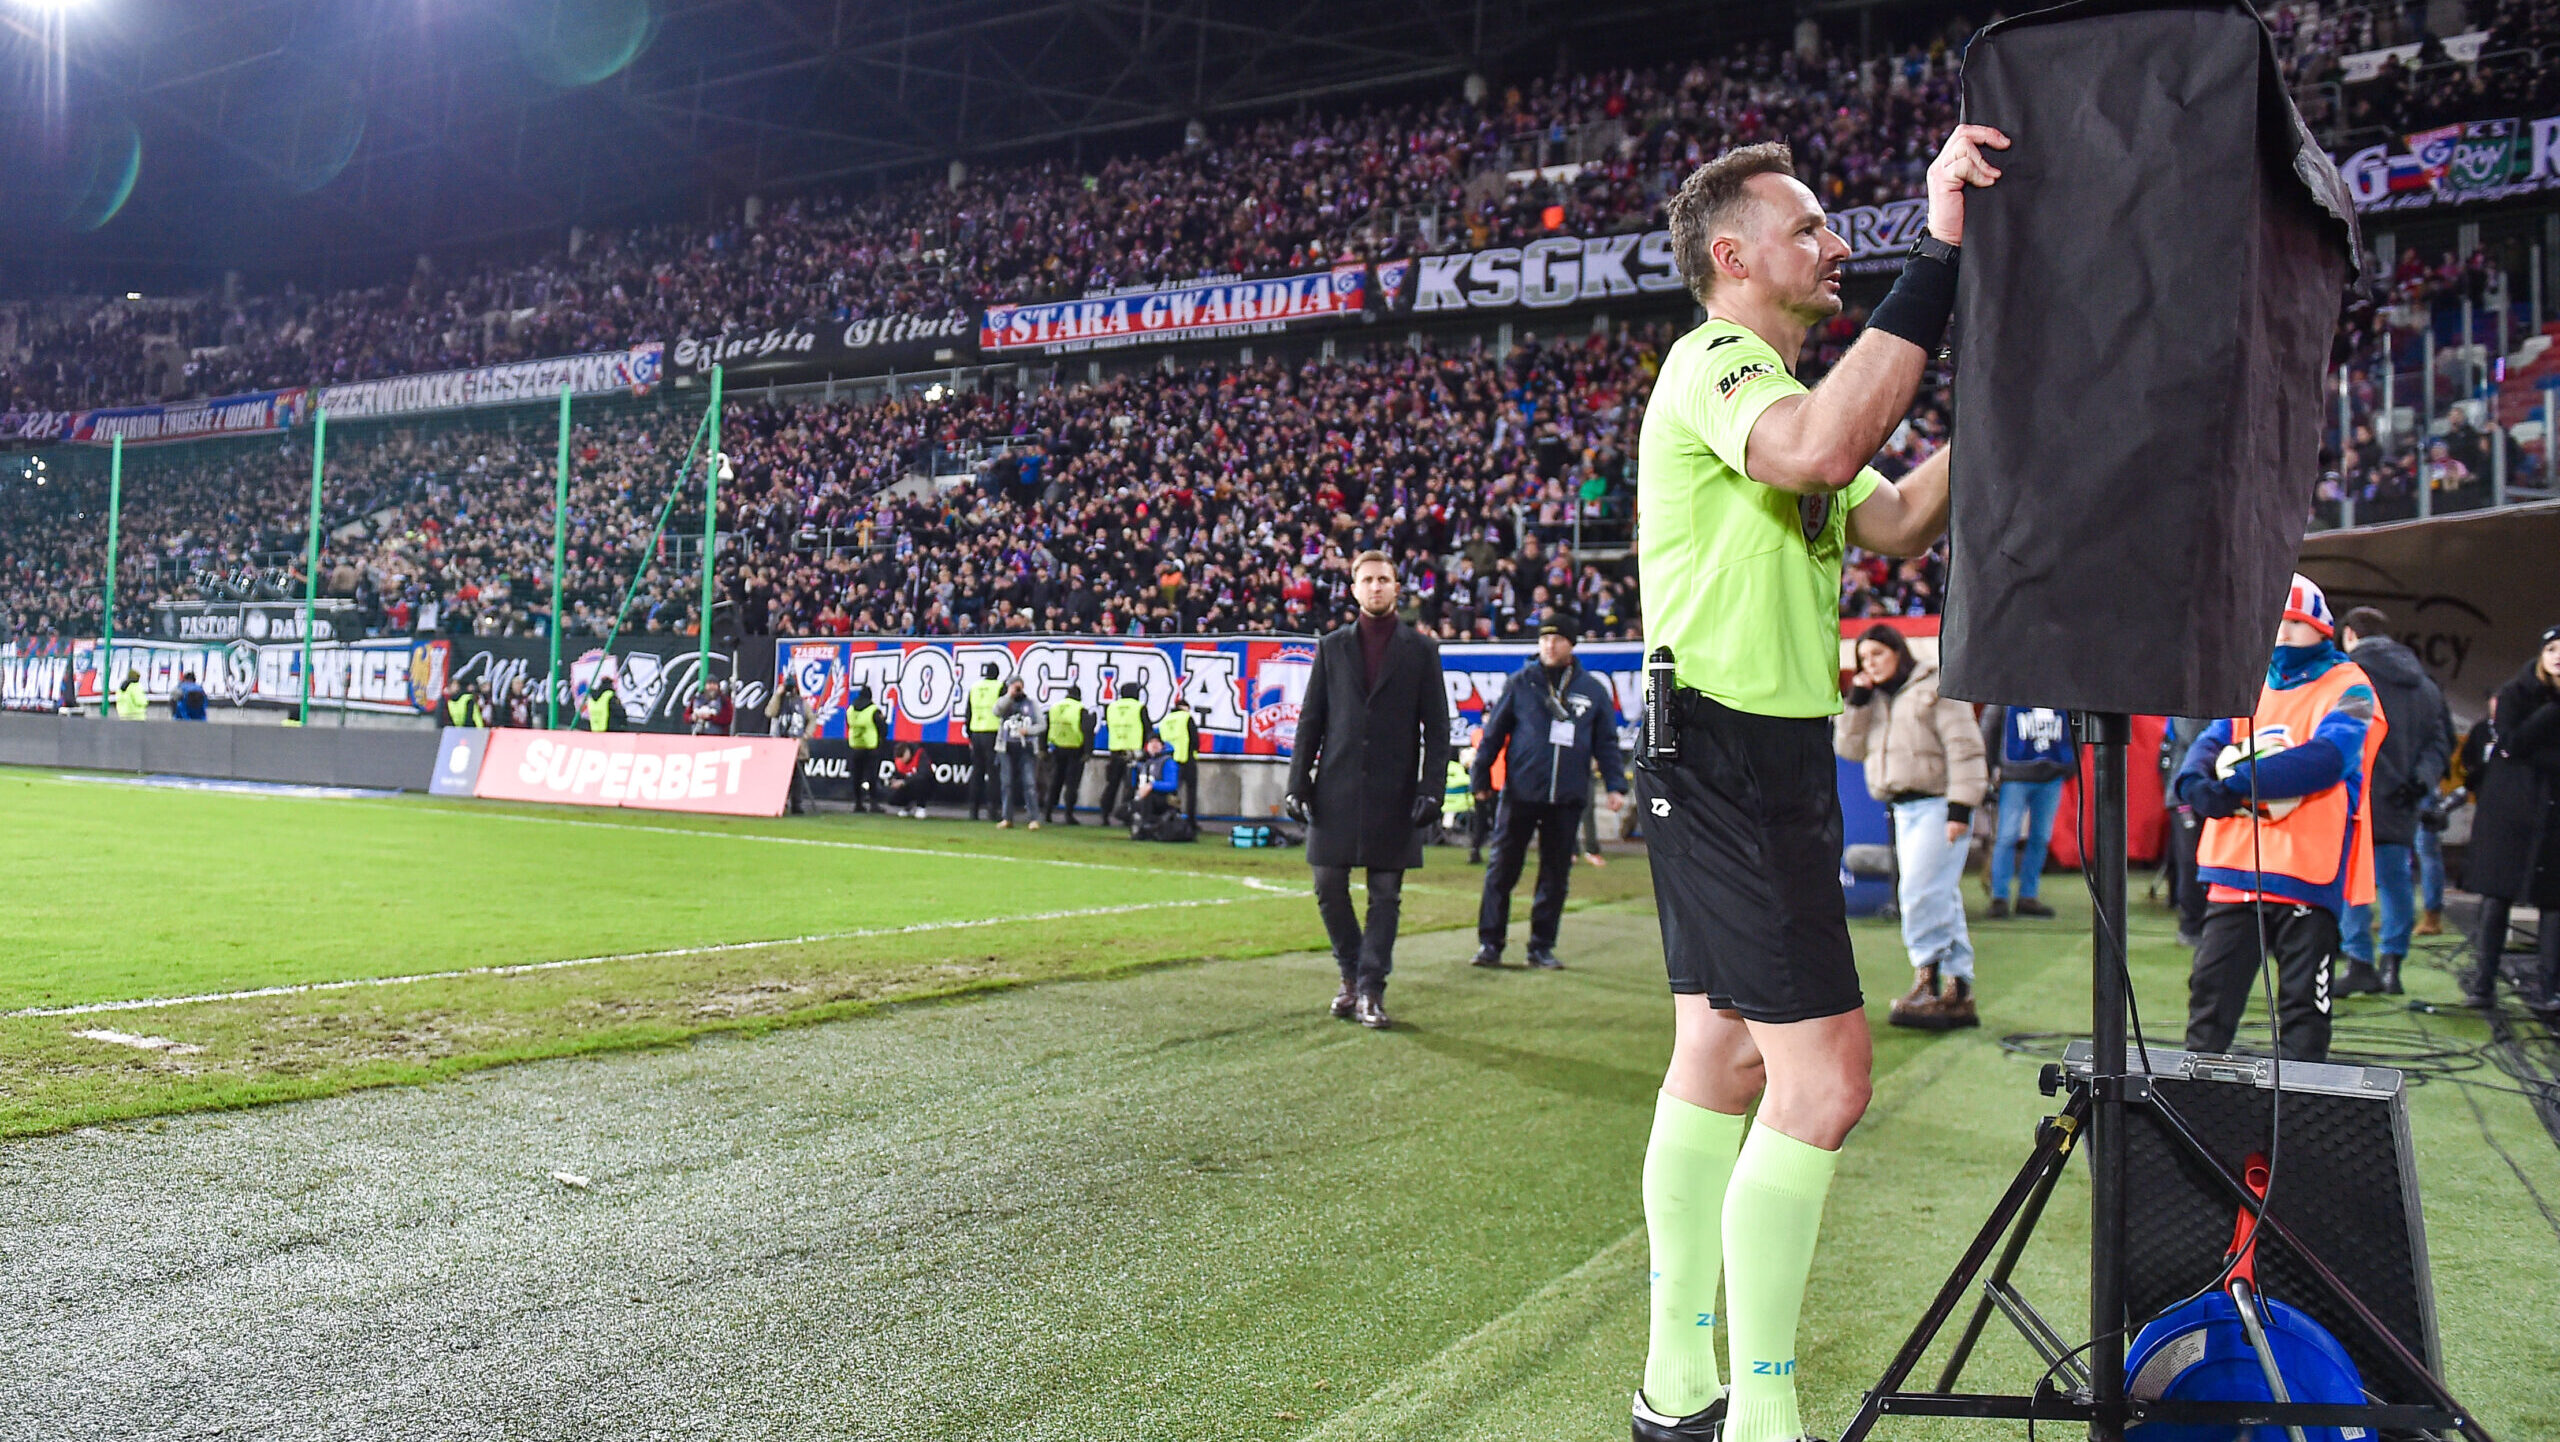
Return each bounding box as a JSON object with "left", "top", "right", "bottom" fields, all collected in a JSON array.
[{"left": 1666, "top": 142, "right": 1798, "bottom": 304}]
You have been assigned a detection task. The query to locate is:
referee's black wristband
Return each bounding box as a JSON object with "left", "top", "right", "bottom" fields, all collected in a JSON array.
[{"left": 1867, "top": 251, "right": 1958, "bottom": 352}]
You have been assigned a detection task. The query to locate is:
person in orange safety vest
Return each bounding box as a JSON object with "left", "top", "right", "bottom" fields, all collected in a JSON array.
[{"left": 2171, "top": 574, "right": 2386, "bottom": 1063}]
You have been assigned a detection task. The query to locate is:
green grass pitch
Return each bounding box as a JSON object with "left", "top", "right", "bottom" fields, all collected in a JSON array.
[{"left": 2, "top": 763, "right": 2554, "bottom": 1438}]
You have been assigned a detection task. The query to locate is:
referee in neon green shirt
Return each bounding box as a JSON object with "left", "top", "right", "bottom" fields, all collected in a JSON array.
[{"left": 1629, "top": 125, "right": 2007, "bottom": 1442}]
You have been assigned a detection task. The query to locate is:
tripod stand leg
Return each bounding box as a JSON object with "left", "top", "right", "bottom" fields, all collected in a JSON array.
[
  {"left": 1934, "top": 1137, "right": 2071, "bottom": 1392},
  {"left": 1838, "top": 1092, "right": 2087, "bottom": 1442}
]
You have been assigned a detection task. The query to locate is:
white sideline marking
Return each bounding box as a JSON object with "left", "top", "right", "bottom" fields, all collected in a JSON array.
[
  {"left": 56, "top": 774, "right": 399, "bottom": 801},
  {"left": 73, "top": 1029, "right": 204, "bottom": 1055},
  {"left": 1298, "top": 1225, "right": 1647, "bottom": 1441},
  {"left": 28, "top": 768, "right": 1302, "bottom": 890},
  {"left": 8, "top": 895, "right": 1280, "bottom": 1020},
  {"left": 360, "top": 793, "right": 1275, "bottom": 886}
]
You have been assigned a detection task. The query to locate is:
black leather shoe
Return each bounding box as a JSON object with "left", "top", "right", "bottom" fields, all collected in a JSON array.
[
  {"left": 1329, "top": 981, "right": 1358, "bottom": 1020},
  {"left": 2379, "top": 953, "right": 2404, "bottom": 995},
  {"left": 1471, "top": 944, "right": 1505, "bottom": 968},
  {"left": 1631, "top": 1390, "right": 1724, "bottom": 1441},
  {"left": 2460, "top": 964, "right": 2499, "bottom": 1008},
  {"left": 1526, "top": 945, "right": 1563, "bottom": 970},
  {"left": 2337, "top": 961, "right": 2386, "bottom": 996},
  {"left": 1353, "top": 991, "right": 1392, "bottom": 1029}
]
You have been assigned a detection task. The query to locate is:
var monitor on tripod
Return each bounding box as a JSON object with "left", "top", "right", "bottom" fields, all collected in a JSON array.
[{"left": 1842, "top": 1, "right": 2494, "bottom": 1439}]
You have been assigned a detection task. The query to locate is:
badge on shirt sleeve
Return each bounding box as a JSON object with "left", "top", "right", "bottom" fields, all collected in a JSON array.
[{"left": 1798, "top": 492, "right": 1832, "bottom": 542}]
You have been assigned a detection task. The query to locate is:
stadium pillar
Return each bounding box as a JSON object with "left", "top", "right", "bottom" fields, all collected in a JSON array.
[
  {"left": 549, "top": 385, "right": 570, "bottom": 730},
  {"left": 2380, "top": 350, "right": 2395, "bottom": 470},
  {"left": 298, "top": 409, "right": 327, "bottom": 726},
  {"left": 699, "top": 365, "right": 722, "bottom": 685},
  {"left": 98, "top": 435, "right": 123, "bottom": 718},
  {"left": 2419, "top": 329, "right": 2434, "bottom": 520}
]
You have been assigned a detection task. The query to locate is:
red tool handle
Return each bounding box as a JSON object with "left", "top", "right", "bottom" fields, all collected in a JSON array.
[{"left": 2223, "top": 1151, "right": 2273, "bottom": 1291}]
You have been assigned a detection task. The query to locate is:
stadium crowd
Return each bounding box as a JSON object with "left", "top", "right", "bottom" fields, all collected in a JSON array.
[
  {"left": 4, "top": 327, "right": 1969, "bottom": 648},
  {"left": 9, "top": 0, "right": 2549, "bottom": 415},
  {"left": 11, "top": 34, "right": 1969, "bottom": 413},
  {"left": 11, "top": 2, "right": 2533, "bottom": 646}
]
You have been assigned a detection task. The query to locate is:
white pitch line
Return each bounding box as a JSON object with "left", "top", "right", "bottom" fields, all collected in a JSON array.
[
  {"left": 72, "top": 1028, "right": 204, "bottom": 1055},
  {"left": 26, "top": 768, "right": 1303, "bottom": 890},
  {"left": 7, "top": 894, "right": 1283, "bottom": 1020},
  {"left": 349, "top": 793, "right": 1270, "bottom": 886}
]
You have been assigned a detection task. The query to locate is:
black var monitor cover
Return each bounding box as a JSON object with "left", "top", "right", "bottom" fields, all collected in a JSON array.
[{"left": 1940, "top": 0, "right": 2359, "bottom": 717}]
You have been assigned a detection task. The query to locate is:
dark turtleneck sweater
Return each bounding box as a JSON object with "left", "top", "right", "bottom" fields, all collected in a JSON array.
[{"left": 1358, "top": 611, "right": 1397, "bottom": 690}]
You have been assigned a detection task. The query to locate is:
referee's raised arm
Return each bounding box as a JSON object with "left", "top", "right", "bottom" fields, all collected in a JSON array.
[{"left": 1674, "top": 124, "right": 2006, "bottom": 496}]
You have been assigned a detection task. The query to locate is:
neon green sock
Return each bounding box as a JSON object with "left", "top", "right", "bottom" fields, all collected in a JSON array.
[
  {"left": 1641, "top": 1091, "right": 1745, "bottom": 1417},
  {"left": 1722, "top": 1121, "right": 1841, "bottom": 1442}
]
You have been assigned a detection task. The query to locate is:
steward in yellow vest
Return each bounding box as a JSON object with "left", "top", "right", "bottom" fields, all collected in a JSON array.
[
  {"left": 112, "top": 672, "right": 148, "bottom": 720},
  {"left": 1042, "top": 689, "right": 1090, "bottom": 825},
  {"left": 441, "top": 684, "right": 485, "bottom": 728},
  {"left": 585, "top": 679, "right": 618, "bottom": 732},
  {"left": 965, "top": 663, "right": 1005, "bottom": 820},
  {"left": 2171, "top": 575, "right": 2384, "bottom": 1063},
  {"left": 967, "top": 674, "right": 1005, "bottom": 733},
  {"left": 1099, "top": 685, "right": 1148, "bottom": 826},
  {"left": 1157, "top": 700, "right": 1200, "bottom": 818},
  {"left": 843, "top": 684, "right": 887, "bottom": 812}
]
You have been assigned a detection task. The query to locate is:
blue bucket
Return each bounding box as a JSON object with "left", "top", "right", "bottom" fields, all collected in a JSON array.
[{"left": 2124, "top": 1289, "right": 2368, "bottom": 1441}]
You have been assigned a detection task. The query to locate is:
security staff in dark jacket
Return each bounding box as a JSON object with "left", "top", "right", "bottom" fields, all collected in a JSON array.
[
  {"left": 1470, "top": 612, "right": 1628, "bottom": 968},
  {"left": 2336, "top": 607, "right": 2452, "bottom": 996},
  {"left": 1284, "top": 551, "right": 1452, "bottom": 1029}
]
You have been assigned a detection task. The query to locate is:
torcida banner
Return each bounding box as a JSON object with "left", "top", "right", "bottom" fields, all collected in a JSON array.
[
  {"left": 776, "top": 634, "right": 1317, "bottom": 755},
  {"left": 470, "top": 728, "right": 799, "bottom": 816}
]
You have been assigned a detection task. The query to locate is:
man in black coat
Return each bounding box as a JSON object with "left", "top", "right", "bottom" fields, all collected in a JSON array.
[
  {"left": 2464, "top": 626, "right": 2560, "bottom": 1010},
  {"left": 1284, "top": 551, "right": 1453, "bottom": 1029},
  {"left": 1471, "top": 612, "right": 1628, "bottom": 969},
  {"left": 2336, "top": 607, "right": 2453, "bottom": 996}
]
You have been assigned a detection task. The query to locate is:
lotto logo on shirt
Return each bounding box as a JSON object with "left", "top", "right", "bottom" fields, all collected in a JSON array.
[{"left": 1715, "top": 362, "right": 1775, "bottom": 399}]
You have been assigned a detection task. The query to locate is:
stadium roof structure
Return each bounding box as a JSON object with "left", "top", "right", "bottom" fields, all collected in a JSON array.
[{"left": 0, "top": 0, "right": 1805, "bottom": 293}]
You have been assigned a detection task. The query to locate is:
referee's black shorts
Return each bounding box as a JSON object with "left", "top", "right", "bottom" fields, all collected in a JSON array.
[{"left": 1641, "top": 688, "right": 1862, "bottom": 1024}]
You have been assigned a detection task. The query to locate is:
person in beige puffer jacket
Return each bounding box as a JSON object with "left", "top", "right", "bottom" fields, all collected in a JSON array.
[{"left": 1834, "top": 623, "right": 1989, "bottom": 1029}]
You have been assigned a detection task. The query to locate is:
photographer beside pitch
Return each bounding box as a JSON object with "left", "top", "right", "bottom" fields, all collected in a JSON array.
[{"left": 1629, "top": 127, "right": 2000, "bottom": 1442}]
